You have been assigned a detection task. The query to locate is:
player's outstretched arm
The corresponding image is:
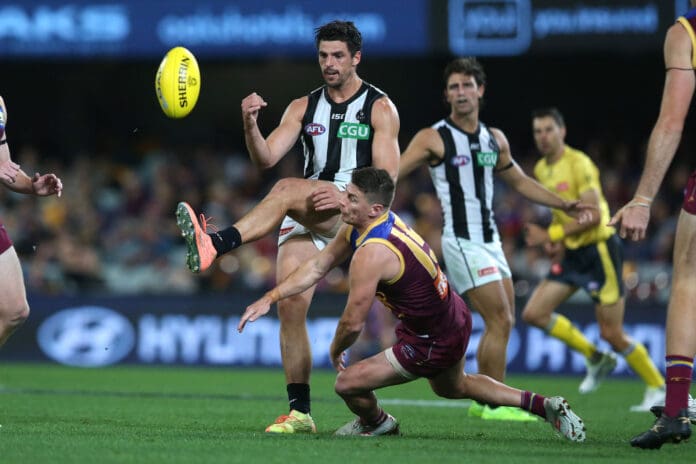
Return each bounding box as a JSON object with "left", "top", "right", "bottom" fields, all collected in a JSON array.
[
  {"left": 329, "top": 243, "right": 398, "bottom": 370},
  {"left": 398, "top": 128, "right": 444, "bottom": 180},
  {"left": 609, "top": 23, "right": 695, "bottom": 241},
  {"left": 493, "top": 128, "right": 568, "bottom": 210},
  {"left": 238, "top": 226, "right": 353, "bottom": 332}
]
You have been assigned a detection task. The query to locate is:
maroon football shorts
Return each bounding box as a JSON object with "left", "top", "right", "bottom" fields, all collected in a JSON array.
[{"left": 390, "top": 300, "right": 472, "bottom": 379}]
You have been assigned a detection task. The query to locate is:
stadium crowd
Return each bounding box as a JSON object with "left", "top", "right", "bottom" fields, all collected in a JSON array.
[{"left": 0, "top": 133, "right": 689, "bottom": 302}]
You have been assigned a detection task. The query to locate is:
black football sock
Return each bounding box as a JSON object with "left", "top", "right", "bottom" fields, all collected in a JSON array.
[
  {"left": 209, "top": 226, "right": 242, "bottom": 255},
  {"left": 287, "top": 383, "right": 311, "bottom": 414}
]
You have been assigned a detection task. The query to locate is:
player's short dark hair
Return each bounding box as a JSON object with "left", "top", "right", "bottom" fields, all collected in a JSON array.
[
  {"left": 351, "top": 167, "right": 395, "bottom": 208},
  {"left": 315, "top": 20, "right": 362, "bottom": 56},
  {"left": 532, "top": 107, "right": 566, "bottom": 128},
  {"left": 444, "top": 57, "right": 486, "bottom": 87}
]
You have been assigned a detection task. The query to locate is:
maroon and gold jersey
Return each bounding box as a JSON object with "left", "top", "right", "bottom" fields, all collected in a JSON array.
[
  {"left": 346, "top": 211, "right": 469, "bottom": 338},
  {"left": 677, "top": 6, "right": 696, "bottom": 69}
]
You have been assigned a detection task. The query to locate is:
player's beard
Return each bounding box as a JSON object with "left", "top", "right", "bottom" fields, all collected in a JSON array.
[
  {"left": 452, "top": 100, "right": 477, "bottom": 118},
  {"left": 324, "top": 69, "right": 352, "bottom": 89}
]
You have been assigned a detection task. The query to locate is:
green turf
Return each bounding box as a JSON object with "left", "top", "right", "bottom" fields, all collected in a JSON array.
[{"left": 0, "top": 363, "right": 691, "bottom": 463}]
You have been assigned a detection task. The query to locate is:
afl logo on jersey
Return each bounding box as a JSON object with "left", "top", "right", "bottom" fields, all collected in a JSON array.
[
  {"left": 304, "top": 123, "right": 326, "bottom": 136},
  {"left": 451, "top": 154, "right": 471, "bottom": 166}
]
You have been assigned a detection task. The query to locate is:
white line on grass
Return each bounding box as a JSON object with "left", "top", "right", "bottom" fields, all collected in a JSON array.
[{"left": 380, "top": 398, "right": 472, "bottom": 408}]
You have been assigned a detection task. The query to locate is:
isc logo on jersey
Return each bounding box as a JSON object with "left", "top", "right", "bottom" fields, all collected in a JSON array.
[{"left": 338, "top": 122, "right": 370, "bottom": 140}]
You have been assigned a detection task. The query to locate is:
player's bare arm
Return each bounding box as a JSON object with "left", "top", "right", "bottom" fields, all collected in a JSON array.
[
  {"left": 369, "top": 96, "right": 400, "bottom": 181},
  {"left": 238, "top": 225, "right": 353, "bottom": 332},
  {"left": 525, "top": 188, "right": 601, "bottom": 247},
  {"left": 493, "top": 128, "right": 571, "bottom": 211},
  {"left": 242, "top": 94, "right": 307, "bottom": 169},
  {"left": 609, "top": 23, "right": 695, "bottom": 240},
  {"left": 329, "top": 243, "right": 399, "bottom": 370},
  {"left": 398, "top": 128, "right": 445, "bottom": 179}
]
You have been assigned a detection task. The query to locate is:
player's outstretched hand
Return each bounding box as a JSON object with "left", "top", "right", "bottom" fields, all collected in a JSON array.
[
  {"left": 608, "top": 199, "right": 651, "bottom": 241},
  {"left": 237, "top": 295, "right": 273, "bottom": 333},
  {"left": 32, "top": 172, "right": 63, "bottom": 197},
  {"left": 312, "top": 184, "right": 342, "bottom": 211}
]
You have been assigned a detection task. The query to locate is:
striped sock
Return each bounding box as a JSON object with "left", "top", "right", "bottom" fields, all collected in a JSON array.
[
  {"left": 664, "top": 355, "right": 694, "bottom": 417},
  {"left": 361, "top": 408, "right": 387, "bottom": 427},
  {"left": 521, "top": 391, "right": 547, "bottom": 419}
]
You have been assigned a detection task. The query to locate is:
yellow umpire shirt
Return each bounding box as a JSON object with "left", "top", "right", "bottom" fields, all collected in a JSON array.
[{"left": 533, "top": 145, "right": 615, "bottom": 250}]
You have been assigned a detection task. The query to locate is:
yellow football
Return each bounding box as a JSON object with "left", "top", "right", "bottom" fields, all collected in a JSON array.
[{"left": 155, "top": 46, "right": 200, "bottom": 119}]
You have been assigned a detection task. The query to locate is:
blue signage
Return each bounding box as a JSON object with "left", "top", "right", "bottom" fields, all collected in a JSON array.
[
  {"left": 448, "top": 0, "right": 663, "bottom": 56},
  {"left": 1, "top": 293, "right": 668, "bottom": 380},
  {"left": 0, "top": 0, "right": 429, "bottom": 58},
  {"left": 448, "top": 0, "right": 533, "bottom": 57}
]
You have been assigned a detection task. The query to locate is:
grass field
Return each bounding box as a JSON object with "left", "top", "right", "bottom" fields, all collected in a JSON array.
[{"left": 0, "top": 363, "right": 691, "bottom": 463}]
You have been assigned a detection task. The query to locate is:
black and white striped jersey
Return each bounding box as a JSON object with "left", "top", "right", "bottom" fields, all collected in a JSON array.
[
  {"left": 429, "top": 118, "right": 501, "bottom": 243},
  {"left": 299, "top": 82, "right": 386, "bottom": 184}
]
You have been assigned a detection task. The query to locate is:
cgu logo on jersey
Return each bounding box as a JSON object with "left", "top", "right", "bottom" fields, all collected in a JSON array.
[
  {"left": 304, "top": 123, "right": 326, "bottom": 136},
  {"left": 451, "top": 154, "right": 471, "bottom": 166},
  {"left": 476, "top": 151, "right": 498, "bottom": 167},
  {"left": 337, "top": 122, "right": 370, "bottom": 140}
]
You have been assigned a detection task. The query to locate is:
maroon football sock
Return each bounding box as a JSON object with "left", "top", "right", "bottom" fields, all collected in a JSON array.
[{"left": 664, "top": 354, "right": 694, "bottom": 417}]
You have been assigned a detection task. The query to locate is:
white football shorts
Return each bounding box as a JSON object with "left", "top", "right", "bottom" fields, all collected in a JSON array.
[{"left": 441, "top": 235, "right": 511, "bottom": 294}]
